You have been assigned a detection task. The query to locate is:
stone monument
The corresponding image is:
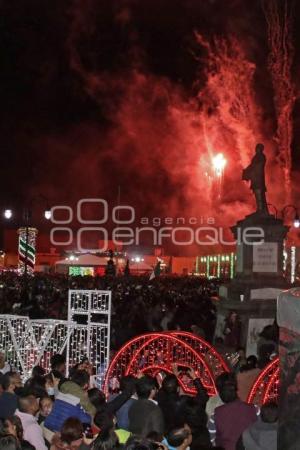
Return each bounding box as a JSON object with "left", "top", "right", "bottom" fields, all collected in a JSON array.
[{"left": 218, "top": 143, "right": 289, "bottom": 353}]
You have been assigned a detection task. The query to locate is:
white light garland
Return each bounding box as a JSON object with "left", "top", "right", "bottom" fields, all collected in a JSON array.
[
  {"left": 291, "top": 246, "right": 296, "bottom": 284},
  {"left": 0, "top": 290, "right": 111, "bottom": 384}
]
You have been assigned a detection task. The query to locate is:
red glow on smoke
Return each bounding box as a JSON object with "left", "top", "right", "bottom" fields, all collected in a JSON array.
[
  {"left": 32, "top": 0, "right": 299, "bottom": 251},
  {"left": 262, "top": 0, "right": 295, "bottom": 203}
]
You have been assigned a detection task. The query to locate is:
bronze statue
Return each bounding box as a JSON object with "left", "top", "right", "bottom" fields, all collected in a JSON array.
[{"left": 242, "top": 143, "right": 269, "bottom": 214}]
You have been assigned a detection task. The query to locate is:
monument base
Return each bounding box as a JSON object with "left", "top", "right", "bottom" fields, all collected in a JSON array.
[
  {"left": 215, "top": 209, "right": 289, "bottom": 354},
  {"left": 215, "top": 297, "right": 277, "bottom": 356},
  {"left": 219, "top": 277, "right": 288, "bottom": 302}
]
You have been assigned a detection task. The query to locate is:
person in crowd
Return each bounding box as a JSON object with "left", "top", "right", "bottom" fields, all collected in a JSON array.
[
  {"left": 15, "top": 392, "right": 48, "bottom": 450},
  {"left": 108, "top": 376, "right": 137, "bottom": 430},
  {"left": 31, "top": 365, "right": 46, "bottom": 378},
  {"left": 223, "top": 312, "right": 241, "bottom": 350},
  {"left": 45, "top": 373, "right": 57, "bottom": 398},
  {"left": 208, "top": 377, "right": 258, "bottom": 450},
  {"left": 146, "top": 431, "right": 164, "bottom": 445},
  {"left": 50, "top": 417, "right": 90, "bottom": 450},
  {"left": 59, "top": 370, "right": 96, "bottom": 417},
  {"left": 125, "top": 436, "right": 167, "bottom": 450},
  {"left": 237, "top": 356, "right": 261, "bottom": 402},
  {"left": 236, "top": 402, "right": 278, "bottom": 450},
  {"left": 91, "top": 429, "right": 122, "bottom": 450},
  {"left": 24, "top": 375, "right": 48, "bottom": 398},
  {"left": 18, "top": 442, "right": 35, "bottom": 450},
  {"left": 206, "top": 372, "right": 237, "bottom": 421},
  {"left": 0, "top": 372, "right": 22, "bottom": 419},
  {"left": 44, "top": 371, "right": 92, "bottom": 434},
  {"left": 128, "top": 375, "right": 164, "bottom": 439},
  {"left": 179, "top": 398, "right": 211, "bottom": 450},
  {"left": 88, "top": 388, "right": 106, "bottom": 412},
  {"left": 234, "top": 348, "right": 247, "bottom": 373},
  {"left": 157, "top": 374, "right": 181, "bottom": 433},
  {"left": 257, "top": 322, "right": 279, "bottom": 367},
  {"left": 157, "top": 367, "right": 208, "bottom": 432},
  {"left": 79, "top": 357, "right": 93, "bottom": 377},
  {"left": 0, "top": 435, "right": 20, "bottom": 450},
  {"left": 93, "top": 409, "right": 131, "bottom": 445},
  {"left": 38, "top": 395, "right": 54, "bottom": 424},
  {"left": 3, "top": 415, "right": 36, "bottom": 449},
  {"left": 90, "top": 383, "right": 135, "bottom": 418},
  {"left": 0, "top": 351, "right": 11, "bottom": 375},
  {"left": 51, "top": 355, "right": 66, "bottom": 379},
  {"left": 164, "top": 426, "right": 192, "bottom": 450}
]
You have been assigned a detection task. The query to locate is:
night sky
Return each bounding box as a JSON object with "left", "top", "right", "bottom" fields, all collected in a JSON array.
[{"left": 1, "top": 0, "right": 300, "bottom": 243}]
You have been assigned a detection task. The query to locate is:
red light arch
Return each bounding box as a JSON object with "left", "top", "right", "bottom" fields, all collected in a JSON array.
[
  {"left": 247, "top": 357, "right": 279, "bottom": 405},
  {"left": 104, "top": 331, "right": 229, "bottom": 396}
]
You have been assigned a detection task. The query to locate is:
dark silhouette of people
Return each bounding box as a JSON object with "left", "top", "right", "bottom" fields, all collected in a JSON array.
[{"left": 124, "top": 260, "right": 130, "bottom": 277}]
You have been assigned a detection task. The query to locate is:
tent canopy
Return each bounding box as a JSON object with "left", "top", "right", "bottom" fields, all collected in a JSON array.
[
  {"left": 55, "top": 254, "right": 108, "bottom": 266},
  {"left": 129, "top": 261, "right": 153, "bottom": 271}
]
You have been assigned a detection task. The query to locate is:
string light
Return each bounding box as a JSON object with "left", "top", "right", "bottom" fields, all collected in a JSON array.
[
  {"left": 230, "top": 252, "right": 235, "bottom": 279},
  {"left": 17, "top": 228, "right": 38, "bottom": 275},
  {"left": 206, "top": 258, "right": 210, "bottom": 278},
  {"left": 247, "top": 357, "right": 279, "bottom": 405},
  {"left": 68, "top": 290, "right": 111, "bottom": 386},
  {"left": 69, "top": 266, "right": 94, "bottom": 276},
  {"left": 0, "top": 290, "right": 111, "bottom": 383},
  {"left": 217, "top": 255, "right": 221, "bottom": 278},
  {"left": 103, "top": 331, "right": 229, "bottom": 397},
  {"left": 291, "top": 246, "right": 296, "bottom": 284}
]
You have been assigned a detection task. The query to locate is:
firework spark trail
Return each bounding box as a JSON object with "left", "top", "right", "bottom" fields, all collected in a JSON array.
[
  {"left": 195, "top": 34, "right": 263, "bottom": 167},
  {"left": 64, "top": 3, "right": 268, "bottom": 225},
  {"left": 262, "top": 0, "right": 295, "bottom": 202}
]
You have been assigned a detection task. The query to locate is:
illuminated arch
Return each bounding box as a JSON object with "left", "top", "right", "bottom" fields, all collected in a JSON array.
[
  {"left": 104, "top": 332, "right": 229, "bottom": 396},
  {"left": 247, "top": 357, "right": 279, "bottom": 405}
]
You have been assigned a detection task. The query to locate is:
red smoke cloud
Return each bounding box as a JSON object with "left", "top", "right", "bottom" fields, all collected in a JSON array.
[{"left": 32, "top": 0, "right": 299, "bottom": 251}]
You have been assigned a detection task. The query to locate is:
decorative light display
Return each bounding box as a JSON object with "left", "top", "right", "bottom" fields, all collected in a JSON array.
[
  {"left": 230, "top": 252, "right": 235, "bottom": 279},
  {"left": 69, "top": 266, "right": 95, "bottom": 276},
  {"left": 247, "top": 357, "right": 279, "bottom": 405},
  {"left": 217, "top": 255, "right": 221, "bottom": 278},
  {"left": 67, "top": 290, "right": 111, "bottom": 387},
  {"left": 103, "top": 331, "right": 229, "bottom": 396},
  {"left": 17, "top": 227, "right": 38, "bottom": 274},
  {"left": 283, "top": 241, "right": 287, "bottom": 272},
  {"left": 195, "top": 257, "right": 199, "bottom": 274},
  {"left": 0, "top": 290, "right": 111, "bottom": 383},
  {"left": 198, "top": 253, "right": 233, "bottom": 279},
  {"left": 199, "top": 248, "right": 293, "bottom": 280},
  {"left": 0, "top": 315, "right": 69, "bottom": 379},
  {"left": 206, "top": 257, "right": 210, "bottom": 278},
  {"left": 291, "top": 246, "right": 296, "bottom": 284}
]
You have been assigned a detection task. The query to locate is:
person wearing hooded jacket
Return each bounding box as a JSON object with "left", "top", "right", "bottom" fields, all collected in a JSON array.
[{"left": 236, "top": 402, "right": 277, "bottom": 450}]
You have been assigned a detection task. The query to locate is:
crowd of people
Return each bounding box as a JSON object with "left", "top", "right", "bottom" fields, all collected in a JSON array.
[
  {"left": 0, "top": 272, "right": 279, "bottom": 449},
  {"left": 0, "top": 351, "right": 277, "bottom": 450},
  {"left": 0, "top": 273, "right": 219, "bottom": 350}
]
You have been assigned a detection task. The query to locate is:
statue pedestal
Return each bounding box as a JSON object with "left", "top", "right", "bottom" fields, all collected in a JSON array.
[
  {"left": 231, "top": 211, "right": 289, "bottom": 298},
  {"left": 217, "top": 211, "right": 289, "bottom": 354}
]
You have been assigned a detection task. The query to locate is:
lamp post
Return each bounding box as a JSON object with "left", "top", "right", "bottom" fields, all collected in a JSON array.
[{"left": 3, "top": 196, "right": 51, "bottom": 278}]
